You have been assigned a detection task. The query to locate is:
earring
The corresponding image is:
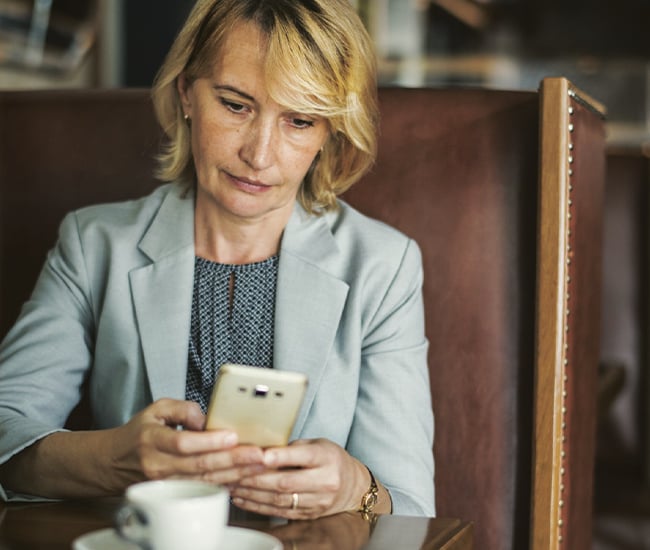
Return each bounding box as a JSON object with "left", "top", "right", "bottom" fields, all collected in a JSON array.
[{"left": 184, "top": 113, "right": 191, "bottom": 125}]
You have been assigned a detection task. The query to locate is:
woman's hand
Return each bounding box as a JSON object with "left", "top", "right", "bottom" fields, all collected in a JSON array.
[
  {"left": 229, "top": 438, "right": 387, "bottom": 519},
  {"left": 0, "top": 398, "right": 265, "bottom": 499},
  {"left": 103, "top": 398, "right": 265, "bottom": 491}
]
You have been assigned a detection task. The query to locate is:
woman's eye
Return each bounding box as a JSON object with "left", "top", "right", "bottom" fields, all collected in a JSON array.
[
  {"left": 290, "top": 117, "right": 315, "bottom": 129},
  {"left": 220, "top": 98, "right": 247, "bottom": 113}
]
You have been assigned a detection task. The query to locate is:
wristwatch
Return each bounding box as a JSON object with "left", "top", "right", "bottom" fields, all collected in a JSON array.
[{"left": 358, "top": 466, "right": 379, "bottom": 519}]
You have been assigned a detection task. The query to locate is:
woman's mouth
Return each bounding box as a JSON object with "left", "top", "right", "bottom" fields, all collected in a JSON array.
[{"left": 228, "top": 173, "right": 272, "bottom": 193}]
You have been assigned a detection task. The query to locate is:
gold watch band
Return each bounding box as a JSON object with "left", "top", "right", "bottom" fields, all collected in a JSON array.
[{"left": 358, "top": 465, "right": 379, "bottom": 519}]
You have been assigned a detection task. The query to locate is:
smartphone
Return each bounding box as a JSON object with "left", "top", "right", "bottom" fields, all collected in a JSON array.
[{"left": 205, "top": 364, "right": 308, "bottom": 448}]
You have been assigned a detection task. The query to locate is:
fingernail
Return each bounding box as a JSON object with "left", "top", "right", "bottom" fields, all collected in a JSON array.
[
  {"left": 231, "top": 497, "right": 244, "bottom": 506},
  {"left": 223, "top": 432, "right": 238, "bottom": 446},
  {"left": 264, "top": 451, "right": 277, "bottom": 466}
]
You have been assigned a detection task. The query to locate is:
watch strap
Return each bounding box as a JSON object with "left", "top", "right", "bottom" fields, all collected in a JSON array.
[{"left": 358, "top": 465, "right": 379, "bottom": 519}]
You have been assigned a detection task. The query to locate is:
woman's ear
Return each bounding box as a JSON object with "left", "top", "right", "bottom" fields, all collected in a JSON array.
[{"left": 177, "top": 73, "right": 192, "bottom": 116}]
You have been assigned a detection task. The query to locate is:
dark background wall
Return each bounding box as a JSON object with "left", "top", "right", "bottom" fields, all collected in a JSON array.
[{"left": 122, "top": 0, "right": 195, "bottom": 87}]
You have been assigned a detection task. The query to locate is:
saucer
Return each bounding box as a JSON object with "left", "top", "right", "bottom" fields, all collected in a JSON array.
[{"left": 73, "top": 525, "right": 282, "bottom": 550}]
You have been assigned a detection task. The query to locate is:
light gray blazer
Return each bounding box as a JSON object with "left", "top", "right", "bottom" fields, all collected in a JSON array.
[{"left": 0, "top": 183, "right": 434, "bottom": 515}]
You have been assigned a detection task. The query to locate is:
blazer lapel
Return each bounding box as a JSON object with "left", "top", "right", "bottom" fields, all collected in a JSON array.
[
  {"left": 129, "top": 192, "right": 349, "bottom": 414},
  {"left": 274, "top": 207, "right": 349, "bottom": 436},
  {"left": 130, "top": 186, "right": 195, "bottom": 401}
]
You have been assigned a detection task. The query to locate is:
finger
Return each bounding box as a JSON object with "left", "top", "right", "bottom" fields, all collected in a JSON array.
[
  {"left": 263, "top": 442, "right": 321, "bottom": 470},
  {"left": 140, "top": 446, "right": 267, "bottom": 482},
  {"left": 192, "top": 463, "right": 268, "bottom": 485},
  {"left": 236, "top": 466, "right": 321, "bottom": 493},
  {"left": 231, "top": 489, "right": 325, "bottom": 520},
  {"left": 146, "top": 398, "right": 206, "bottom": 431},
  {"left": 167, "top": 463, "right": 267, "bottom": 485},
  {"left": 148, "top": 425, "right": 239, "bottom": 456},
  {"left": 164, "top": 445, "right": 266, "bottom": 476}
]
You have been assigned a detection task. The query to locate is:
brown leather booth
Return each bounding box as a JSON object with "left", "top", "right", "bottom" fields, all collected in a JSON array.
[
  {"left": 0, "top": 80, "right": 606, "bottom": 549},
  {"left": 345, "top": 79, "right": 606, "bottom": 550}
]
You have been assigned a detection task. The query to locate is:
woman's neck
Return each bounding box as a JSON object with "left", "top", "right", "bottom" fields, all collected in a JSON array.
[{"left": 194, "top": 204, "right": 290, "bottom": 265}]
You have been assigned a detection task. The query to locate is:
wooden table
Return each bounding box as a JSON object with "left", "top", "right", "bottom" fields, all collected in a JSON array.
[{"left": 0, "top": 498, "right": 473, "bottom": 549}]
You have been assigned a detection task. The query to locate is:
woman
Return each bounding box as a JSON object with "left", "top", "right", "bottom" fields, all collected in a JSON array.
[{"left": 0, "top": 0, "right": 434, "bottom": 518}]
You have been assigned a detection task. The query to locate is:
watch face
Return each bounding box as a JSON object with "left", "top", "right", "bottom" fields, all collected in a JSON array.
[
  {"left": 360, "top": 467, "right": 379, "bottom": 514},
  {"left": 368, "top": 492, "right": 378, "bottom": 508},
  {"left": 362, "top": 489, "right": 378, "bottom": 511}
]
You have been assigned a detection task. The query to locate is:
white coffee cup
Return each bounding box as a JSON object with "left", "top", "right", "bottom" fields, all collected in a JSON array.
[{"left": 115, "top": 479, "right": 229, "bottom": 550}]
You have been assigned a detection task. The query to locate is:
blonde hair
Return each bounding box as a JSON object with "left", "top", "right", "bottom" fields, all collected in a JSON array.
[{"left": 151, "top": 0, "right": 378, "bottom": 213}]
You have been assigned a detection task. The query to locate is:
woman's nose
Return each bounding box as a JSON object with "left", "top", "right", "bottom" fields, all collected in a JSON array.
[{"left": 240, "top": 119, "right": 276, "bottom": 171}]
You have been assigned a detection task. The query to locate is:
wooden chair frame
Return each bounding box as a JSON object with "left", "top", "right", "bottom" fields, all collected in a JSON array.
[{"left": 533, "top": 78, "right": 606, "bottom": 549}]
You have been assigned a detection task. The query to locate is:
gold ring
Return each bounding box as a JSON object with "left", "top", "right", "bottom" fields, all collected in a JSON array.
[{"left": 291, "top": 492, "right": 299, "bottom": 510}]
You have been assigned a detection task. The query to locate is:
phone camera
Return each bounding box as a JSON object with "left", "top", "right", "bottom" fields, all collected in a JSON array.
[{"left": 254, "top": 384, "right": 269, "bottom": 397}]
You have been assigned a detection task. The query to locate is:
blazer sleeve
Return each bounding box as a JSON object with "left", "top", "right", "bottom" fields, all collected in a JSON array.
[
  {"left": 0, "top": 212, "right": 95, "bottom": 473},
  {"left": 346, "top": 238, "right": 435, "bottom": 516}
]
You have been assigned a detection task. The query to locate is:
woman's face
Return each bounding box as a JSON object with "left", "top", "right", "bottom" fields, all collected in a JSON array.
[{"left": 178, "top": 21, "right": 329, "bottom": 225}]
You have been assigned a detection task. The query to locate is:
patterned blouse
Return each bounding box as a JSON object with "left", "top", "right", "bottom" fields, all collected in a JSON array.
[{"left": 185, "top": 255, "right": 279, "bottom": 413}]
